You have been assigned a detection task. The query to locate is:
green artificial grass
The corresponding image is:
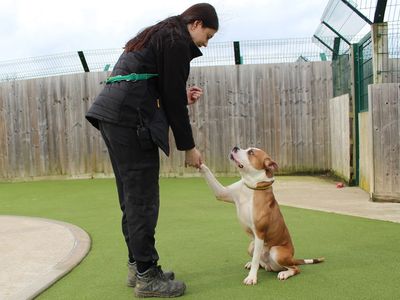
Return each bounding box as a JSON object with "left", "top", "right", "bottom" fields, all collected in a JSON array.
[{"left": 1, "top": 177, "right": 400, "bottom": 300}]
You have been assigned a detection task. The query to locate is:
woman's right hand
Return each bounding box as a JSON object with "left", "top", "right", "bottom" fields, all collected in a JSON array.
[{"left": 185, "top": 147, "right": 202, "bottom": 169}]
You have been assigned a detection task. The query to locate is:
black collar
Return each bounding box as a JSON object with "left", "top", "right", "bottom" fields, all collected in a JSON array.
[{"left": 190, "top": 41, "right": 203, "bottom": 60}]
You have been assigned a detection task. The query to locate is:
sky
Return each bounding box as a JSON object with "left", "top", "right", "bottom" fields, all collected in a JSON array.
[{"left": 0, "top": 0, "right": 328, "bottom": 62}]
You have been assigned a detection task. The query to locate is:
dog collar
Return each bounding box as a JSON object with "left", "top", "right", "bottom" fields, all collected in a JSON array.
[{"left": 244, "top": 181, "right": 274, "bottom": 190}]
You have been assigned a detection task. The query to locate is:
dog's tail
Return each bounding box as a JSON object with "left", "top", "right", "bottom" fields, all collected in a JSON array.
[{"left": 294, "top": 257, "right": 325, "bottom": 265}]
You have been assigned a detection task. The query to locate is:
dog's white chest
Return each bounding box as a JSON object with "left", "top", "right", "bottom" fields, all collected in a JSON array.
[{"left": 234, "top": 186, "right": 254, "bottom": 229}]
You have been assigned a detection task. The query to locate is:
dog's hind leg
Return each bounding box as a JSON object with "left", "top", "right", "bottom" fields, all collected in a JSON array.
[
  {"left": 269, "top": 246, "right": 300, "bottom": 279},
  {"left": 277, "top": 266, "right": 300, "bottom": 280}
]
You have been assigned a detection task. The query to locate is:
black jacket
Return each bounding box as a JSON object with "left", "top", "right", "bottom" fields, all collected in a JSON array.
[{"left": 86, "top": 21, "right": 202, "bottom": 155}]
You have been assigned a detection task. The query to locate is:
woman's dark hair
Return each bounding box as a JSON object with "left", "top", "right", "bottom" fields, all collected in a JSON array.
[
  {"left": 180, "top": 3, "right": 219, "bottom": 31},
  {"left": 125, "top": 3, "right": 218, "bottom": 52}
]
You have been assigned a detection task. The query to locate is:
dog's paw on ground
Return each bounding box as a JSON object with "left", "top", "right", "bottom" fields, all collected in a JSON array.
[
  {"left": 277, "top": 270, "right": 293, "bottom": 280},
  {"left": 243, "top": 275, "right": 257, "bottom": 285}
]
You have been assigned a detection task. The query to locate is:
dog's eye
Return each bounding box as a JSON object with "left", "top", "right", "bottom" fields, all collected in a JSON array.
[{"left": 247, "top": 149, "right": 254, "bottom": 155}]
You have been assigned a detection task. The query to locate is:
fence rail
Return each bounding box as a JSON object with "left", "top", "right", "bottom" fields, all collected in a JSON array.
[{"left": 0, "top": 38, "right": 328, "bottom": 82}]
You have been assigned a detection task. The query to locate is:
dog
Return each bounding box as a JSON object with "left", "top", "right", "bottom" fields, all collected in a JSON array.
[{"left": 199, "top": 146, "right": 324, "bottom": 285}]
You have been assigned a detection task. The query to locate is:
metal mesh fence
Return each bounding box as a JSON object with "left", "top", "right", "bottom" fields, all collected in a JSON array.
[
  {"left": 388, "top": 21, "right": 400, "bottom": 82},
  {"left": 0, "top": 49, "right": 124, "bottom": 82},
  {"left": 237, "top": 39, "right": 327, "bottom": 64},
  {"left": 357, "top": 34, "right": 373, "bottom": 111},
  {"left": 313, "top": 1, "right": 399, "bottom": 57},
  {"left": 317, "top": 0, "right": 400, "bottom": 105},
  {"left": 0, "top": 38, "right": 328, "bottom": 82}
]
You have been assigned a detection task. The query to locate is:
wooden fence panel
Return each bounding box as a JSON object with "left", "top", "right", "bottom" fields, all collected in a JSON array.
[
  {"left": 185, "top": 62, "right": 333, "bottom": 175},
  {"left": 369, "top": 83, "right": 400, "bottom": 202},
  {"left": 0, "top": 81, "right": 10, "bottom": 178},
  {"left": 329, "top": 94, "right": 351, "bottom": 181},
  {"left": 0, "top": 62, "right": 332, "bottom": 180}
]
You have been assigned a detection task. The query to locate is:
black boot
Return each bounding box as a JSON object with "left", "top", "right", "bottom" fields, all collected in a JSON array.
[
  {"left": 127, "top": 262, "right": 175, "bottom": 287},
  {"left": 135, "top": 265, "right": 185, "bottom": 298}
]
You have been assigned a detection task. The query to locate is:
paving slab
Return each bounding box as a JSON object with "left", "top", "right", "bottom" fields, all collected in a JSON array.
[
  {"left": 274, "top": 176, "right": 400, "bottom": 223},
  {"left": 0, "top": 216, "right": 90, "bottom": 300}
]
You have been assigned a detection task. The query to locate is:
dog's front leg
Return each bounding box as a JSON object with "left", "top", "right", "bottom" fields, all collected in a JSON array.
[
  {"left": 243, "top": 236, "right": 263, "bottom": 285},
  {"left": 199, "top": 164, "right": 234, "bottom": 203}
]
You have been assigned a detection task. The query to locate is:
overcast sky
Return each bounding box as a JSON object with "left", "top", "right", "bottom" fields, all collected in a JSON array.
[{"left": 0, "top": 0, "right": 328, "bottom": 61}]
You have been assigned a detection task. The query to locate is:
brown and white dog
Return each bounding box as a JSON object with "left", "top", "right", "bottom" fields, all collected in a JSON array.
[{"left": 199, "top": 146, "right": 324, "bottom": 285}]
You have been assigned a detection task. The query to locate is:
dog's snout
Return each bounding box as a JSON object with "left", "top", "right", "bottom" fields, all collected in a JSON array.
[{"left": 232, "top": 146, "right": 240, "bottom": 153}]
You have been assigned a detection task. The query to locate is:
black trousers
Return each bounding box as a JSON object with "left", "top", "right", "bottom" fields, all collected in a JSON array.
[{"left": 99, "top": 121, "right": 160, "bottom": 264}]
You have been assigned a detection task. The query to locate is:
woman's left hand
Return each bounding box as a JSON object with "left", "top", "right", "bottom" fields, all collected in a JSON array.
[{"left": 187, "top": 86, "right": 203, "bottom": 105}]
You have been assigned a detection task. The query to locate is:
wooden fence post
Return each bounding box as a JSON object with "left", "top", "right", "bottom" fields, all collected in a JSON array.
[{"left": 371, "top": 22, "right": 389, "bottom": 84}]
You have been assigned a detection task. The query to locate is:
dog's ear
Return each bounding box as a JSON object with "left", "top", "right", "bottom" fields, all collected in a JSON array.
[{"left": 264, "top": 158, "right": 278, "bottom": 172}]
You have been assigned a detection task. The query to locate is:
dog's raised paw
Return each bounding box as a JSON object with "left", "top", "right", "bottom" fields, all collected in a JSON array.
[{"left": 198, "top": 164, "right": 208, "bottom": 173}]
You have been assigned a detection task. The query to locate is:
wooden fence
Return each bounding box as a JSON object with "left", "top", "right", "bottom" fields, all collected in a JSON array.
[
  {"left": 368, "top": 83, "right": 400, "bottom": 202},
  {"left": 0, "top": 72, "right": 112, "bottom": 179},
  {"left": 0, "top": 62, "right": 333, "bottom": 180},
  {"left": 329, "top": 94, "right": 351, "bottom": 181}
]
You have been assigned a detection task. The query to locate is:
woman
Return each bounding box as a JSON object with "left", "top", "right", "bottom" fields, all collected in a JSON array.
[{"left": 86, "top": 3, "right": 218, "bottom": 298}]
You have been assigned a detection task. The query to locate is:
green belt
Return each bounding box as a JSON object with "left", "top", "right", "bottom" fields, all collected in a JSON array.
[{"left": 105, "top": 73, "right": 158, "bottom": 84}]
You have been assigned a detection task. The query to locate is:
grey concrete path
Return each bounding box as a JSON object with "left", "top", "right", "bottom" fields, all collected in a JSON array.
[
  {"left": 274, "top": 176, "right": 400, "bottom": 223},
  {"left": 0, "top": 216, "right": 91, "bottom": 300},
  {"left": 0, "top": 176, "right": 399, "bottom": 300}
]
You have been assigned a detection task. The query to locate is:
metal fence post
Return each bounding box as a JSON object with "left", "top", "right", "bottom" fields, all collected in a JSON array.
[
  {"left": 233, "top": 41, "right": 242, "bottom": 65},
  {"left": 78, "top": 51, "right": 90, "bottom": 72},
  {"left": 371, "top": 22, "right": 389, "bottom": 84}
]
